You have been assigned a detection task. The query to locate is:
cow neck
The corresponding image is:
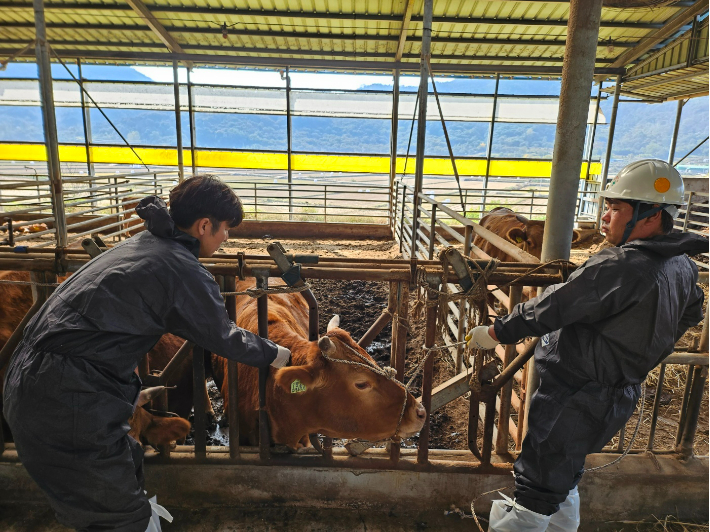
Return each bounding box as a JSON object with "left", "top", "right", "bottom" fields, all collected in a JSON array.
[{"left": 321, "top": 337, "right": 409, "bottom": 443}]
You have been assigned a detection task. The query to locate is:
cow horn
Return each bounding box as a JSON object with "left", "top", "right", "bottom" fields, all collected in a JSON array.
[
  {"left": 137, "top": 386, "right": 167, "bottom": 407},
  {"left": 318, "top": 336, "right": 336, "bottom": 355},
  {"left": 327, "top": 315, "right": 340, "bottom": 332}
]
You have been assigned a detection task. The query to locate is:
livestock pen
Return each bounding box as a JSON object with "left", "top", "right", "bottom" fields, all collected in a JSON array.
[{"left": 1, "top": 0, "right": 709, "bottom": 529}]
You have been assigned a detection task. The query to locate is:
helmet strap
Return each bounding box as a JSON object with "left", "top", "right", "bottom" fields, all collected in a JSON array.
[{"left": 619, "top": 202, "right": 666, "bottom": 245}]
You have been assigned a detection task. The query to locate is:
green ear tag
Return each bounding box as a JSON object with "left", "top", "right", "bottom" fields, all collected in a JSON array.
[
  {"left": 290, "top": 379, "right": 307, "bottom": 394},
  {"left": 516, "top": 236, "right": 524, "bottom": 243}
]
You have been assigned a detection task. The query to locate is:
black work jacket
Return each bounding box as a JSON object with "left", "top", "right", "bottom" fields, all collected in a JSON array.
[
  {"left": 18, "top": 196, "right": 277, "bottom": 396},
  {"left": 494, "top": 233, "right": 707, "bottom": 388}
]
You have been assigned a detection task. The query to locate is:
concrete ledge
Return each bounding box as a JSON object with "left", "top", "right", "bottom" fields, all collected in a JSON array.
[
  {"left": 230, "top": 220, "right": 392, "bottom": 240},
  {"left": 0, "top": 451, "right": 707, "bottom": 525}
]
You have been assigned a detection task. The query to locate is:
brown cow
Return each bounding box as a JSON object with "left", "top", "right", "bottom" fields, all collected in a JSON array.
[
  {"left": 212, "top": 280, "right": 427, "bottom": 450},
  {"left": 0, "top": 271, "right": 191, "bottom": 449},
  {"left": 473, "top": 207, "right": 546, "bottom": 261}
]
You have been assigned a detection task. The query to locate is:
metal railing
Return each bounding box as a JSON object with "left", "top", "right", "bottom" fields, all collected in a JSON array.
[{"left": 676, "top": 190, "right": 709, "bottom": 270}]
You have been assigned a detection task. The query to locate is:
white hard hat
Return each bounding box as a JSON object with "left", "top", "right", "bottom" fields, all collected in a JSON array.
[{"left": 599, "top": 159, "right": 685, "bottom": 207}]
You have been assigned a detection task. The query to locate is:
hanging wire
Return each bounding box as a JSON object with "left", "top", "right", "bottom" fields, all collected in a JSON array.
[{"left": 50, "top": 47, "right": 151, "bottom": 172}]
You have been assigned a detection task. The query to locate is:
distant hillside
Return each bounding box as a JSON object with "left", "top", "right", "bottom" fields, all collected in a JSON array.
[{"left": 0, "top": 75, "right": 706, "bottom": 173}]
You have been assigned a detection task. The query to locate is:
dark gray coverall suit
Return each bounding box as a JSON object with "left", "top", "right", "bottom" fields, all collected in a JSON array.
[
  {"left": 3, "top": 196, "right": 278, "bottom": 531},
  {"left": 493, "top": 232, "right": 706, "bottom": 516}
]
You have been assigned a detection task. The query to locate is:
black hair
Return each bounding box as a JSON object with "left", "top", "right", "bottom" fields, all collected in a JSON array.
[
  {"left": 637, "top": 202, "right": 674, "bottom": 234},
  {"left": 169, "top": 175, "right": 243, "bottom": 232}
]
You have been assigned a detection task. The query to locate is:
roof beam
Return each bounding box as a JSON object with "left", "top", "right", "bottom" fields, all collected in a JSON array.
[
  {"left": 0, "top": 40, "right": 619, "bottom": 63},
  {"left": 624, "top": 69, "right": 708, "bottom": 91},
  {"left": 2, "top": 47, "right": 626, "bottom": 76},
  {"left": 0, "top": 22, "right": 640, "bottom": 48},
  {"left": 604, "top": 0, "right": 708, "bottom": 70},
  {"left": 0, "top": 2, "right": 666, "bottom": 29},
  {"left": 395, "top": 0, "right": 415, "bottom": 61},
  {"left": 122, "top": 0, "right": 192, "bottom": 69}
]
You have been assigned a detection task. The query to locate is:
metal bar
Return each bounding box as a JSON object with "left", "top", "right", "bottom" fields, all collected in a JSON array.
[
  {"left": 224, "top": 275, "right": 240, "bottom": 460},
  {"left": 390, "top": 281, "right": 409, "bottom": 463},
  {"left": 410, "top": 0, "right": 433, "bottom": 261},
  {"left": 668, "top": 99, "right": 684, "bottom": 165},
  {"left": 428, "top": 204, "right": 437, "bottom": 260},
  {"left": 399, "top": 184, "right": 407, "bottom": 253},
  {"left": 157, "top": 340, "right": 194, "bottom": 385},
  {"left": 677, "top": 365, "right": 708, "bottom": 458},
  {"left": 390, "top": 69, "right": 400, "bottom": 225},
  {"left": 673, "top": 136, "right": 709, "bottom": 168},
  {"left": 173, "top": 61, "right": 185, "bottom": 182},
  {"left": 192, "top": 345, "right": 207, "bottom": 459},
  {"left": 417, "top": 285, "right": 438, "bottom": 465},
  {"left": 358, "top": 300, "right": 394, "bottom": 349},
  {"left": 675, "top": 365, "right": 695, "bottom": 447},
  {"left": 596, "top": 75, "right": 622, "bottom": 229},
  {"left": 256, "top": 274, "right": 271, "bottom": 461},
  {"left": 482, "top": 74, "right": 500, "bottom": 215},
  {"left": 496, "top": 285, "right": 523, "bottom": 455},
  {"left": 585, "top": 81, "right": 603, "bottom": 181},
  {"left": 33, "top": 0, "right": 67, "bottom": 247},
  {"left": 285, "top": 67, "right": 293, "bottom": 221},
  {"left": 76, "top": 59, "right": 94, "bottom": 177},
  {"left": 388, "top": 282, "right": 397, "bottom": 369},
  {"left": 646, "top": 363, "right": 666, "bottom": 451},
  {"left": 683, "top": 191, "right": 694, "bottom": 232},
  {"left": 187, "top": 68, "right": 197, "bottom": 175}
]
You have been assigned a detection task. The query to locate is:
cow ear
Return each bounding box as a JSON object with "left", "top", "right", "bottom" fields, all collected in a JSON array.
[
  {"left": 327, "top": 315, "right": 340, "bottom": 332},
  {"left": 144, "top": 416, "right": 191, "bottom": 448},
  {"left": 318, "top": 336, "right": 336, "bottom": 354},
  {"left": 274, "top": 366, "right": 316, "bottom": 394},
  {"left": 507, "top": 227, "right": 527, "bottom": 244}
]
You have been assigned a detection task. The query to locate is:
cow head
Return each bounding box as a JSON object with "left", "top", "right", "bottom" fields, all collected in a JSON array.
[
  {"left": 507, "top": 216, "right": 545, "bottom": 259},
  {"left": 272, "top": 315, "right": 426, "bottom": 447},
  {"left": 128, "top": 386, "right": 191, "bottom": 449}
]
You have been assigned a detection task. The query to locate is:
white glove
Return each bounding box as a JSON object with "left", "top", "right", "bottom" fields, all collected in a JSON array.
[
  {"left": 270, "top": 345, "right": 291, "bottom": 368},
  {"left": 144, "top": 493, "right": 172, "bottom": 532},
  {"left": 466, "top": 325, "right": 500, "bottom": 350}
]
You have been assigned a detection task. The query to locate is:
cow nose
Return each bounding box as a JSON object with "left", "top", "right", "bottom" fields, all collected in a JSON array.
[{"left": 416, "top": 403, "right": 426, "bottom": 420}]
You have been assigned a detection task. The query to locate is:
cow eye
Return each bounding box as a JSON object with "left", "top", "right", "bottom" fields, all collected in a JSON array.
[{"left": 355, "top": 381, "right": 371, "bottom": 390}]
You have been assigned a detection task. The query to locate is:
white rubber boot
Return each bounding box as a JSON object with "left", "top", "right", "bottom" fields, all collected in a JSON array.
[
  {"left": 487, "top": 493, "right": 551, "bottom": 532},
  {"left": 546, "top": 487, "right": 580, "bottom": 532},
  {"left": 145, "top": 494, "right": 173, "bottom": 532}
]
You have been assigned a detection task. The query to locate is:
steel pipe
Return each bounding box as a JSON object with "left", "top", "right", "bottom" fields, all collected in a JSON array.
[
  {"left": 417, "top": 285, "right": 438, "bottom": 465},
  {"left": 224, "top": 275, "right": 240, "bottom": 460},
  {"left": 192, "top": 345, "right": 207, "bottom": 459},
  {"left": 256, "top": 275, "right": 271, "bottom": 462}
]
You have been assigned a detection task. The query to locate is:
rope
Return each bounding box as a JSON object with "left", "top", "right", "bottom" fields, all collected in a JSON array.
[
  {"left": 221, "top": 283, "right": 311, "bottom": 298},
  {"left": 584, "top": 382, "right": 647, "bottom": 472},
  {"left": 0, "top": 279, "right": 60, "bottom": 287}
]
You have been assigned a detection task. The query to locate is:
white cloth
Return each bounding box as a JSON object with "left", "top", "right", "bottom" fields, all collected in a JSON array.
[
  {"left": 145, "top": 494, "right": 173, "bottom": 532},
  {"left": 547, "top": 487, "right": 581, "bottom": 532},
  {"left": 488, "top": 493, "right": 551, "bottom": 532}
]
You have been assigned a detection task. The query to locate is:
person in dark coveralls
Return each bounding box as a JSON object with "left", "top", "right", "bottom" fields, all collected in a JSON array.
[
  {"left": 466, "top": 160, "right": 707, "bottom": 531},
  {"left": 3, "top": 175, "right": 291, "bottom": 532}
]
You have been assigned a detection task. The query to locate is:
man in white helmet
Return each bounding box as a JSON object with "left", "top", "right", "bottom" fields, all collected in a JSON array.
[{"left": 467, "top": 159, "right": 707, "bottom": 531}]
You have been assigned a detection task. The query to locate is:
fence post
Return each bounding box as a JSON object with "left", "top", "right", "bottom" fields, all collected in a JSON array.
[
  {"left": 683, "top": 191, "right": 694, "bottom": 232},
  {"left": 417, "top": 285, "right": 438, "bottom": 465},
  {"left": 324, "top": 185, "right": 327, "bottom": 223},
  {"left": 399, "top": 184, "right": 407, "bottom": 253},
  {"left": 254, "top": 183, "right": 258, "bottom": 220},
  {"left": 428, "top": 203, "right": 437, "bottom": 260},
  {"left": 224, "top": 275, "right": 240, "bottom": 460},
  {"left": 496, "top": 285, "right": 523, "bottom": 455}
]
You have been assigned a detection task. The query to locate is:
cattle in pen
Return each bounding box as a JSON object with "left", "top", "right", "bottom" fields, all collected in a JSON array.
[{"left": 212, "top": 279, "right": 427, "bottom": 450}]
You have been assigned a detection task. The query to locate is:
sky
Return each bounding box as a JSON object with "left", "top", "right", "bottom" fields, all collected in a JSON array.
[{"left": 133, "top": 65, "right": 453, "bottom": 90}]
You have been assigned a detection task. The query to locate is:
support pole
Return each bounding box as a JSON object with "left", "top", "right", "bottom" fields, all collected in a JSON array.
[
  {"left": 410, "top": 0, "right": 433, "bottom": 260},
  {"left": 595, "top": 75, "right": 622, "bottom": 228},
  {"left": 285, "top": 67, "right": 293, "bottom": 221},
  {"left": 173, "top": 61, "right": 185, "bottom": 182},
  {"left": 33, "top": 0, "right": 67, "bottom": 247},
  {"left": 482, "top": 74, "right": 500, "bottom": 215},
  {"left": 524, "top": 0, "right": 604, "bottom": 436},
  {"left": 390, "top": 69, "right": 400, "bottom": 226},
  {"left": 668, "top": 99, "right": 684, "bottom": 165},
  {"left": 76, "top": 59, "right": 94, "bottom": 177},
  {"left": 187, "top": 68, "right": 197, "bottom": 176}
]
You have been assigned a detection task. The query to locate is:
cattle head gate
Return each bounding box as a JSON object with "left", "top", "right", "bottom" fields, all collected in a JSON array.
[{"left": 1, "top": 237, "right": 707, "bottom": 475}]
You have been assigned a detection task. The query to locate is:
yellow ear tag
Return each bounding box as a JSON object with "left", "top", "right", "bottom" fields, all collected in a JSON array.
[
  {"left": 291, "top": 380, "right": 307, "bottom": 394},
  {"left": 515, "top": 236, "right": 524, "bottom": 243}
]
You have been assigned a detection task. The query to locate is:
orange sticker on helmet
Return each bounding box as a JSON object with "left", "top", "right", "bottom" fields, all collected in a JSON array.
[{"left": 654, "top": 177, "right": 671, "bottom": 193}]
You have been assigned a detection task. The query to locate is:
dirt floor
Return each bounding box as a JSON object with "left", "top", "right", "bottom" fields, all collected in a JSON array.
[{"left": 198, "top": 233, "right": 709, "bottom": 457}]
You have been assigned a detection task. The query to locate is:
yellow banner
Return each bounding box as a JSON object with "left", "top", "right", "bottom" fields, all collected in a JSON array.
[{"left": 0, "top": 144, "right": 602, "bottom": 178}]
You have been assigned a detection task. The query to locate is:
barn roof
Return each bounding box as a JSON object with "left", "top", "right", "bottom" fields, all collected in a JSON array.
[{"left": 0, "top": 0, "right": 707, "bottom": 98}]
